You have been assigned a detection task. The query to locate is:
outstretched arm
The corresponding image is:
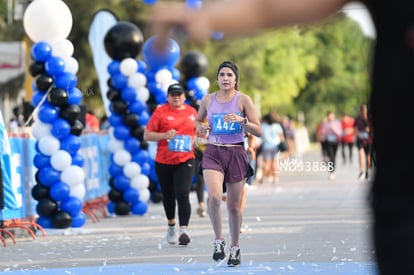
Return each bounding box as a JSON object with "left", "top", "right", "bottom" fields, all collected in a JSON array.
[{"left": 151, "top": 0, "right": 351, "bottom": 46}]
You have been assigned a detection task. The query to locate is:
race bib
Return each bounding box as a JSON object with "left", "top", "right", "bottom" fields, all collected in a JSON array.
[
  {"left": 168, "top": 135, "right": 192, "bottom": 152},
  {"left": 326, "top": 134, "right": 338, "bottom": 142},
  {"left": 211, "top": 113, "right": 242, "bottom": 135}
]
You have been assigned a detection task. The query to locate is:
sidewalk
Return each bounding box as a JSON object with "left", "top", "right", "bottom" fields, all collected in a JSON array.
[{"left": 1, "top": 147, "right": 378, "bottom": 274}]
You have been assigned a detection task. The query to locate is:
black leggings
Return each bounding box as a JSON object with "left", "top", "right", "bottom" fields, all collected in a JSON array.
[{"left": 155, "top": 159, "right": 195, "bottom": 227}]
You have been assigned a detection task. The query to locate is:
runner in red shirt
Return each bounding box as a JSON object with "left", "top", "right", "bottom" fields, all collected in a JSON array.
[
  {"left": 144, "top": 83, "right": 196, "bottom": 246},
  {"left": 340, "top": 112, "right": 355, "bottom": 164}
]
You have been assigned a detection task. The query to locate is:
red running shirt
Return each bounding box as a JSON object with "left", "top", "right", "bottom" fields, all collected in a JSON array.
[{"left": 146, "top": 104, "right": 197, "bottom": 164}]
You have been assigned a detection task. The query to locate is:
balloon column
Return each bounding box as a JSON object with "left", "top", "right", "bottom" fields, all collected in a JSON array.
[
  {"left": 103, "top": 21, "right": 151, "bottom": 216},
  {"left": 179, "top": 50, "right": 210, "bottom": 108},
  {"left": 23, "top": 0, "right": 86, "bottom": 229}
]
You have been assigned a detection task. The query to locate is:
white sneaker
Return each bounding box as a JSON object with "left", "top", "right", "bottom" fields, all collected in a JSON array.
[{"left": 166, "top": 225, "right": 176, "bottom": 244}]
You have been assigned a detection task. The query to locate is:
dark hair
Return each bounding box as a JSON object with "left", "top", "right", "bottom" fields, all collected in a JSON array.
[
  {"left": 217, "top": 61, "right": 239, "bottom": 89},
  {"left": 167, "top": 83, "right": 185, "bottom": 94}
]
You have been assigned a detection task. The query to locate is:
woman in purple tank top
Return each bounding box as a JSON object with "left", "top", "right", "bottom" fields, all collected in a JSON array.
[{"left": 195, "top": 61, "right": 261, "bottom": 266}]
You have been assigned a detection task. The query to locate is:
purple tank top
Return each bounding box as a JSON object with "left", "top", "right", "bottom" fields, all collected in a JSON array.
[{"left": 207, "top": 92, "right": 244, "bottom": 144}]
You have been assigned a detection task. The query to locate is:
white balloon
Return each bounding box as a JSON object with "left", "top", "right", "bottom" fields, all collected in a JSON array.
[
  {"left": 50, "top": 39, "right": 74, "bottom": 58},
  {"left": 196, "top": 76, "right": 211, "bottom": 91},
  {"left": 31, "top": 120, "right": 51, "bottom": 139},
  {"left": 61, "top": 165, "right": 85, "bottom": 187},
  {"left": 155, "top": 69, "right": 172, "bottom": 84},
  {"left": 123, "top": 162, "right": 142, "bottom": 179},
  {"left": 130, "top": 174, "right": 150, "bottom": 190},
  {"left": 136, "top": 87, "right": 150, "bottom": 103},
  {"left": 23, "top": 0, "right": 73, "bottom": 42},
  {"left": 108, "top": 137, "right": 124, "bottom": 152},
  {"left": 139, "top": 188, "right": 150, "bottom": 203},
  {"left": 113, "top": 149, "right": 131, "bottom": 166},
  {"left": 38, "top": 135, "right": 60, "bottom": 156},
  {"left": 128, "top": 72, "right": 147, "bottom": 89},
  {"left": 120, "top": 58, "right": 138, "bottom": 76},
  {"left": 63, "top": 56, "right": 79, "bottom": 74},
  {"left": 69, "top": 183, "right": 86, "bottom": 200},
  {"left": 50, "top": 150, "right": 72, "bottom": 171}
]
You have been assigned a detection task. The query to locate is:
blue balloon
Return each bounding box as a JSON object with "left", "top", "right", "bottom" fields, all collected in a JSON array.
[
  {"left": 125, "top": 137, "right": 141, "bottom": 153},
  {"left": 141, "top": 162, "right": 151, "bottom": 176},
  {"left": 111, "top": 73, "right": 128, "bottom": 90},
  {"left": 114, "top": 175, "right": 130, "bottom": 191},
  {"left": 142, "top": 36, "right": 180, "bottom": 70},
  {"left": 60, "top": 134, "right": 81, "bottom": 155},
  {"left": 129, "top": 100, "right": 146, "bottom": 115},
  {"left": 60, "top": 196, "right": 83, "bottom": 216},
  {"left": 155, "top": 92, "right": 167, "bottom": 104},
  {"left": 38, "top": 166, "right": 61, "bottom": 187},
  {"left": 45, "top": 56, "right": 65, "bottom": 76},
  {"left": 107, "top": 60, "right": 121, "bottom": 75},
  {"left": 55, "top": 72, "right": 78, "bottom": 90},
  {"left": 108, "top": 113, "right": 123, "bottom": 126},
  {"left": 50, "top": 182, "right": 70, "bottom": 201},
  {"left": 171, "top": 67, "right": 181, "bottom": 80},
  {"left": 71, "top": 212, "right": 86, "bottom": 227},
  {"left": 113, "top": 124, "right": 130, "bottom": 140},
  {"left": 137, "top": 60, "right": 147, "bottom": 73},
  {"left": 31, "top": 90, "right": 46, "bottom": 107},
  {"left": 109, "top": 163, "right": 123, "bottom": 177},
  {"left": 38, "top": 103, "right": 58, "bottom": 123},
  {"left": 132, "top": 150, "right": 149, "bottom": 166},
  {"left": 138, "top": 111, "right": 150, "bottom": 125},
  {"left": 131, "top": 201, "right": 147, "bottom": 215},
  {"left": 107, "top": 201, "right": 115, "bottom": 214},
  {"left": 143, "top": 0, "right": 158, "bottom": 5},
  {"left": 67, "top": 87, "right": 83, "bottom": 105},
  {"left": 121, "top": 86, "right": 136, "bottom": 102},
  {"left": 51, "top": 118, "right": 71, "bottom": 139},
  {"left": 31, "top": 42, "right": 52, "bottom": 62},
  {"left": 33, "top": 153, "right": 50, "bottom": 169},
  {"left": 71, "top": 153, "right": 84, "bottom": 167},
  {"left": 186, "top": 0, "right": 202, "bottom": 10},
  {"left": 123, "top": 187, "right": 140, "bottom": 203},
  {"left": 36, "top": 216, "right": 53, "bottom": 228}
]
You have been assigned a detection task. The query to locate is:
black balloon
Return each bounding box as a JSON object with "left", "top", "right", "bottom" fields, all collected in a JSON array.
[
  {"left": 111, "top": 100, "right": 128, "bottom": 114},
  {"left": 114, "top": 201, "right": 131, "bottom": 215},
  {"left": 31, "top": 183, "right": 50, "bottom": 201},
  {"left": 36, "top": 198, "right": 58, "bottom": 217},
  {"left": 140, "top": 140, "right": 149, "bottom": 150},
  {"left": 179, "top": 50, "right": 209, "bottom": 79},
  {"left": 52, "top": 211, "right": 72, "bottom": 229},
  {"left": 48, "top": 87, "right": 68, "bottom": 107},
  {"left": 70, "top": 120, "right": 84, "bottom": 136},
  {"left": 106, "top": 88, "right": 121, "bottom": 102},
  {"left": 29, "top": 61, "right": 45, "bottom": 77},
  {"left": 104, "top": 21, "right": 144, "bottom": 60},
  {"left": 35, "top": 74, "right": 54, "bottom": 91},
  {"left": 150, "top": 191, "right": 163, "bottom": 203},
  {"left": 60, "top": 104, "right": 81, "bottom": 123},
  {"left": 108, "top": 188, "right": 124, "bottom": 202},
  {"left": 123, "top": 113, "right": 139, "bottom": 128},
  {"left": 130, "top": 126, "right": 145, "bottom": 141}
]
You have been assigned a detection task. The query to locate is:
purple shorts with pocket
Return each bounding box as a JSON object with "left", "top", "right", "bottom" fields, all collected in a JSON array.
[{"left": 202, "top": 144, "right": 253, "bottom": 183}]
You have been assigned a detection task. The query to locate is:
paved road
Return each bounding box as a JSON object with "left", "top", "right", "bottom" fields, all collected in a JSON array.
[{"left": 1, "top": 148, "right": 378, "bottom": 274}]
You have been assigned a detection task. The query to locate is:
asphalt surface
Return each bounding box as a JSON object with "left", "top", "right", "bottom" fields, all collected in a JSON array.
[{"left": 1, "top": 147, "right": 378, "bottom": 274}]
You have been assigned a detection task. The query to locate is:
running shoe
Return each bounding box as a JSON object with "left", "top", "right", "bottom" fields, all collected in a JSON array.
[
  {"left": 166, "top": 225, "right": 176, "bottom": 244},
  {"left": 213, "top": 239, "right": 226, "bottom": 261},
  {"left": 358, "top": 172, "right": 365, "bottom": 180},
  {"left": 227, "top": 246, "right": 241, "bottom": 266},
  {"left": 178, "top": 229, "right": 191, "bottom": 245}
]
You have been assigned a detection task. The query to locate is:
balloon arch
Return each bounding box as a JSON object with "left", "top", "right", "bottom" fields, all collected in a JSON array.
[{"left": 23, "top": 0, "right": 211, "bottom": 229}]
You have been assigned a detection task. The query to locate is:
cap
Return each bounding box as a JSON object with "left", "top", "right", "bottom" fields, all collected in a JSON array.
[{"left": 167, "top": 83, "right": 185, "bottom": 95}]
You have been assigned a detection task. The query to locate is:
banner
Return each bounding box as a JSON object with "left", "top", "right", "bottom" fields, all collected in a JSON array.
[{"left": 88, "top": 9, "right": 118, "bottom": 116}]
